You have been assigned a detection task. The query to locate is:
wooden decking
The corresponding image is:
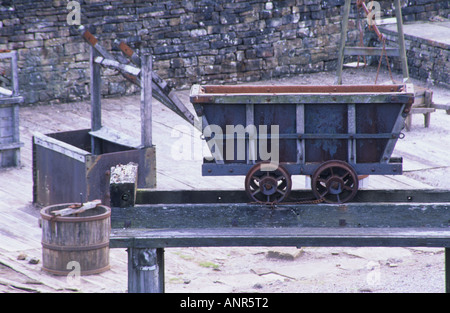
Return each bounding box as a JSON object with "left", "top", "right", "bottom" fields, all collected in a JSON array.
[{"left": 0, "top": 69, "right": 449, "bottom": 292}]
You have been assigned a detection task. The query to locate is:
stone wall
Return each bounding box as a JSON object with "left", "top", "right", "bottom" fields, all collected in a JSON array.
[
  {"left": 382, "top": 24, "right": 449, "bottom": 88},
  {"left": 0, "top": 0, "right": 448, "bottom": 105}
]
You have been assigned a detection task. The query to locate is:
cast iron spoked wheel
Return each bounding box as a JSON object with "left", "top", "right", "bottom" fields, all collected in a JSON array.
[
  {"left": 311, "top": 160, "right": 359, "bottom": 204},
  {"left": 245, "top": 162, "right": 292, "bottom": 204}
]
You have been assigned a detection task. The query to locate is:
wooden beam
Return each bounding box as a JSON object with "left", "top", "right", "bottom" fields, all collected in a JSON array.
[
  {"left": 410, "top": 107, "right": 435, "bottom": 114},
  {"left": 94, "top": 56, "right": 140, "bottom": 76},
  {"left": 335, "top": 0, "right": 351, "bottom": 85},
  {"left": 133, "top": 189, "right": 450, "bottom": 205},
  {"left": 51, "top": 199, "right": 101, "bottom": 217},
  {"left": 90, "top": 47, "right": 102, "bottom": 129},
  {"left": 344, "top": 46, "right": 400, "bottom": 57},
  {"left": 394, "top": 0, "right": 410, "bottom": 82},
  {"left": 432, "top": 103, "right": 450, "bottom": 111},
  {"left": 140, "top": 53, "right": 152, "bottom": 148},
  {"left": 110, "top": 227, "right": 450, "bottom": 249},
  {"left": 111, "top": 201, "right": 450, "bottom": 229},
  {"left": 0, "top": 86, "right": 13, "bottom": 96},
  {"left": 11, "top": 50, "right": 19, "bottom": 96},
  {"left": 90, "top": 46, "right": 102, "bottom": 155},
  {"left": 0, "top": 96, "right": 23, "bottom": 106}
]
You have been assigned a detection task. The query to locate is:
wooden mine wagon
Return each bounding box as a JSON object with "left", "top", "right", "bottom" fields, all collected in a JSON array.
[{"left": 190, "top": 84, "right": 414, "bottom": 204}]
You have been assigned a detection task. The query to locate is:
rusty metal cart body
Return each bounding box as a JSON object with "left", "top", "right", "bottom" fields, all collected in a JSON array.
[{"left": 190, "top": 84, "right": 414, "bottom": 203}]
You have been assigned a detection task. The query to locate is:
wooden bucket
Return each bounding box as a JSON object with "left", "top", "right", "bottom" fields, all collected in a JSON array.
[{"left": 40, "top": 203, "right": 111, "bottom": 276}]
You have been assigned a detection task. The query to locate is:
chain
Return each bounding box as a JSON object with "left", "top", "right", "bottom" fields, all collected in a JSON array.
[
  {"left": 249, "top": 196, "right": 324, "bottom": 207},
  {"left": 375, "top": 37, "right": 396, "bottom": 84}
]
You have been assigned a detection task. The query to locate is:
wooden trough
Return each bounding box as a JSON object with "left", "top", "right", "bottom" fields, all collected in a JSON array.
[
  {"left": 32, "top": 44, "right": 156, "bottom": 207},
  {"left": 32, "top": 129, "right": 155, "bottom": 206}
]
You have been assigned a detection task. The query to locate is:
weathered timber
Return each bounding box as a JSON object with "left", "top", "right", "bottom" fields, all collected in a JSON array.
[
  {"left": 405, "top": 87, "right": 434, "bottom": 130},
  {"left": 128, "top": 247, "right": 164, "bottom": 293},
  {"left": 192, "top": 92, "right": 413, "bottom": 105},
  {"left": 0, "top": 86, "right": 13, "bottom": 96},
  {"left": 140, "top": 53, "right": 152, "bottom": 148},
  {"left": 110, "top": 163, "right": 138, "bottom": 208},
  {"left": 343, "top": 46, "right": 400, "bottom": 57},
  {"left": 0, "top": 50, "right": 23, "bottom": 168},
  {"left": 110, "top": 227, "right": 450, "bottom": 249},
  {"left": 90, "top": 46, "right": 102, "bottom": 156},
  {"left": 335, "top": 0, "right": 351, "bottom": 85},
  {"left": 135, "top": 188, "right": 450, "bottom": 205},
  {"left": 51, "top": 199, "right": 102, "bottom": 217},
  {"left": 94, "top": 56, "right": 141, "bottom": 76},
  {"left": 111, "top": 201, "right": 450, "bottom": 229}
]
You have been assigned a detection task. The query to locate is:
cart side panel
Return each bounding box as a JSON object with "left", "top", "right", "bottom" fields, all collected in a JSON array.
[
  {"left": 33, "top": 139, "right": 87, "bottom": 207},
  {"left": 254, "top": 104, "right": 297, "bottom": 163},
  {"left": 356, "top": 103, "right": 404, "bottom": 163},
  {"left": 304, "top": 104, "right": 349, "bottom": 163},
  {"left": 202, "top": 104, "right": 247, "bottom": 163}
]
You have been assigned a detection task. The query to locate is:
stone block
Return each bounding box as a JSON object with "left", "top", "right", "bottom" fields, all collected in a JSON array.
[
  {"left": 244, "top": 59, "right": 263, "bottom": 71},
  {"left": 64, "top": 42, "right": 86, "bottom": 55}
]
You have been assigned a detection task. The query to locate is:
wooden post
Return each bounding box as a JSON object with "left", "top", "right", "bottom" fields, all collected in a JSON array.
[
  {"left": 90, "top": 46, "right": 102, "bottom": 154},
  {"left": 128, "top": 247, "right": 164, "bottom": 293},
  {"left": 335, "top": 0, "right": 351, "bottom": 85},
  {"left": 140, "top": 53, "right": 152, "bottom": 148},
  {"left": 11, "top": 51, "right": 19, "bottom": 97},
  {"left": 109, "top": 162, "right": 138, "bottom": 208},
  {"left": 423, "top": 90, "right": 432, "bottom": 128},
  {"left": 11, "top": 52, "right": 20, "bottom": 164},
  {"left": 446, "top": 248, "right": 450, "bottom": 293},
  {"left": 394, "top": 0, "right": 409, "bottom": 83}
]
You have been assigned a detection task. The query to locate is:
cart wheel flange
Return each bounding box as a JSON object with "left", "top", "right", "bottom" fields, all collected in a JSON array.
[
  {"left": 245, "top": 162, "right": 292, "bottom": 204},
  {"left": 311, "top": 160, "right": 358, "bottom": 204}
]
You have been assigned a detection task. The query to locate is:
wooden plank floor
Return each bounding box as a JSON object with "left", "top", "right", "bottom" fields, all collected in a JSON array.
[{"left": 0, "top": 68, "right": 449, "bottom": 292}]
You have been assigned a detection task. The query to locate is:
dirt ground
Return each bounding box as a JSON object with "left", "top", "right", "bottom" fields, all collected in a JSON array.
[{"left": 1, "top": 66, "right": 449, "bottom": 293}]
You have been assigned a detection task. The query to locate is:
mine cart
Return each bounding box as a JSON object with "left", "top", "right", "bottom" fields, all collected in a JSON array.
[{"left": 190, "top": 84, "right": 414, "bottom": 204}]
